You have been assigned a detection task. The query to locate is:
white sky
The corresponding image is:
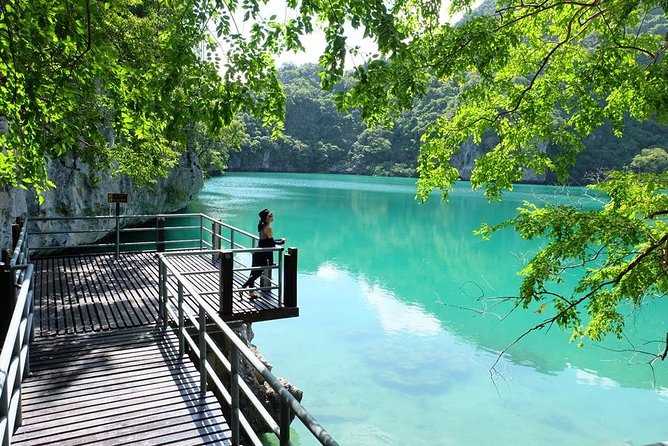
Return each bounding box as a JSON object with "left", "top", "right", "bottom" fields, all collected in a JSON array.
[
  {"left": 223, "top": 0, "right": 465, "bottom": 69},
  {"left": 255, "top": 1, "right": 378, "bottom": 68}
]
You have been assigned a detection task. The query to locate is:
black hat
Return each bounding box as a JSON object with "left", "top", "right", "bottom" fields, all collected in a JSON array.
[{"left": 259, "top": 208, "right": 273, "bottom": 220}]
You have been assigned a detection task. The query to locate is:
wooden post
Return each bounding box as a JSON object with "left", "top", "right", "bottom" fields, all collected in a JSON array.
[
  {"left": 0, "top": 250, "right": 13, "bottom": 342},
  {"left": 114, "top": 201, "right": 121, "bottom": 259},
  {"left": 219, "top": 251, "right": 233, "bottom": 318},
  {"left": 284, "top": 248, "right": 298, "bottom": 308},
  {"left": 279, "top": 398, "right": 291, "bottom": 446},
  {"left": 11, "top": 223, "right": 20, "bottom": 250},
  {"left": 156, "top": 217, "right": 165, "bottom": 253}
]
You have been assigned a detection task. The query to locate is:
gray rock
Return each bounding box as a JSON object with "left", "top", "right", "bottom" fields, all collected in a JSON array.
[{"left": 0, "top": 150, "right": 203, "bottom": 250}]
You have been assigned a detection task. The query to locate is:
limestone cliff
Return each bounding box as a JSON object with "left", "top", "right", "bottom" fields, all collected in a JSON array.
[
  {"left": 0, "top": 150, "right": 203, "bottom": 250},
  {"left": 229, "top": 138, "right": 548, "bottom": 183}
]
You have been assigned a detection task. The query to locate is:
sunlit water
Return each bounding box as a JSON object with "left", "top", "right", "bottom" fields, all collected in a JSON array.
[{"left": 186, "top": 173, "right": 668, "bottom": 446}]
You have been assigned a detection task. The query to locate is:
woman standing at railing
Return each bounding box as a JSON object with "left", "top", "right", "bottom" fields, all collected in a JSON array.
[{"left": 241, "top": 208, "right": 284, "bottom": 298}]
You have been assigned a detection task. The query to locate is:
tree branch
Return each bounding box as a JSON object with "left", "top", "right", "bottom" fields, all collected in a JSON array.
[
  {"left": 68, "top": 0, "right": 92, "bottom": 78},
  {"left": 613, "top": 231, "right": 668, "bottom": 285}
]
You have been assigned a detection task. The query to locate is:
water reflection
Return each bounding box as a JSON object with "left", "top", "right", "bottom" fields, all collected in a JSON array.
[
  {"left": 189, "top": 173, "right": 668, "bottom": 392},
  {"left": 360, "top": 281, "right": 442, "bottom": 337},
  {"left": 573, "top": 366, "right": 620, "bottom": 389}
]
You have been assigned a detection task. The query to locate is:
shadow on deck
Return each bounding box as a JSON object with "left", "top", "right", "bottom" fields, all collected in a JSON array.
[
  {"left": 33, "top": 251, "right": 299, "bottom": 337},
  {"left": 11, "top": 327, "right": 232, "bottom": 446}
]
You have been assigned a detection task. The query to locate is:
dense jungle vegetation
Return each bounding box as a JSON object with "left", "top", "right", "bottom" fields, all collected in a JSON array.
[{"left": 224, "top": 63, "right": 668, "bottom": 184}]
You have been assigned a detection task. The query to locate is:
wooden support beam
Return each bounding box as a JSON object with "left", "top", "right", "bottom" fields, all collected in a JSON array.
[{"left": 284, "top": 248, "right": 298, "bottom": 308}]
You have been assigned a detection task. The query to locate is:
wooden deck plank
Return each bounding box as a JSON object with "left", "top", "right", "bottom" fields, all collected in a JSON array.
[
  {"left": 67, "top": 255, "right": 96, "bottom": 333},
  {"left": 66, "top": 255, "right": 104, "bottom": 333},
  {"left": 35, "top": 257, "right": 46, "bottom": 335},
  {"left": 12, "top": 327, "right": 231, "bottom": 446},
  {"left": 61, "top": 255, "right": 85, "bottom": 334},
  {"left": 16, "top": 396, "right": 220, "bottom": 441},
  {"left": 34, "top": 251, "right": 298, "bottom": 334},
  {"left": 89, "top": 254, "right": 137, "bottom": 329},
  {"left": 92, "top": 254, "right": 144, "bottom": 328},
  {"left": 73, "top": 255, "right": 116, "bottom": 332},
  {"left": 110, "top": 253, "right": 157, "bottom": 324},
  {"left": 46, "top": 257, "right": 58, "bottom": 335}
]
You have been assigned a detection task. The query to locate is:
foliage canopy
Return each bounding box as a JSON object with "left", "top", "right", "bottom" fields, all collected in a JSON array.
[
  {"left": 309, "top": 0, "right": 668, "bottom": 350},
  {"left": 0, "top": 0, "right": 288, "bottom": 196},
  {"left": 2, "top": 0, "right": 668, "bottom": 352}
]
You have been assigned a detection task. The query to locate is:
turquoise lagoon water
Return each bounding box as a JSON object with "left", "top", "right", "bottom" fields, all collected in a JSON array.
[{"left": 187, "top": 173, "right": 668, "bottom": 446}]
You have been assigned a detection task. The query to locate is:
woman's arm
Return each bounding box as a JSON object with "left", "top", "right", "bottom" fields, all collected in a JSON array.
[{"left": 263, "top": 226, "right": 285, "bottom": 245}]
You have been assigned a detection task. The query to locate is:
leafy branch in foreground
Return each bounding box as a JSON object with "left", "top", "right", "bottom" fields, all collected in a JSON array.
[
  {"left": 476, "top": 171, "right": 668, "bottom": 345},
  {"left": 319, "top": 0, "right": 668, "bottom": 355}
]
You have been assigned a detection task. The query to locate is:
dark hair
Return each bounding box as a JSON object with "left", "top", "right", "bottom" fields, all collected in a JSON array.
[{"left": 257, "top": 208, "right": 272, "bottom": 232}]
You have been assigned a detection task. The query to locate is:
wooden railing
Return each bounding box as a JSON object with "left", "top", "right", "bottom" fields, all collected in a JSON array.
[
  {"left": 157, "top": 252, "right": 338, "bottom": 446},
  {"left": 0, "top": 221, "right": 34, "bottom": 446}
]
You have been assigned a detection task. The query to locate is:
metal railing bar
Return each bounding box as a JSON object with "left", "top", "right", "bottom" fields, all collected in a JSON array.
[
  {"left": 203, "top": 363, "right": 264, "bottom": 446},
  {"left": 237, "top": 285, "right": 278, "bottom": 292},
  {"left": 180, "top": 269, "right": 219, "bottom": 276},
  {"left": 34, "top": 238, "right": 204, "bottom": 251},
  {"left": 10, "top": 222, "right": 29, "bottom": 267},
  {"left": 161, "top": 239, "right": 201, "bottom": 245},
  {"left": 29, "top": 215, "right": 121, "bottom": 222},
  {"left": 0, "top": 264, "right": 34, "bottom": 376},
  {"left": 29, "top": 212, "right": 209, "bottom": 222},
  {"left": 158, "top": 249, "right": 222, "bottom": 257},
  {"left": 29, "top": 226, "right": 201, "bottom": 237},
  {"left": 236, "top": 265, "right": 280, "bottom": 273},
  {"left": 203, "top": 333, "right": 281, "bottom": 436},
  {"left": 200, "top": 215, "right": 257, "bottom": 238},
  {"left": 120, "top": 225, "right": 200, "bottom": 233},
  {"left": 158, "top": 256, "right": 336, "bottom": 446},
  {"left": 0, "top": 417, "right": 8, "bottom": 445},
  {"left": 0, "top": 263, "right": 34, "bottom": 446},
  {"left": 158, "top": 247, "right": 283, "bottom": 260},
  {"left": 27, "top": 229, "right": 110, "bottom": 236},
  {"left": 197, "top": 291, "right": 222, "bottom": 296}
]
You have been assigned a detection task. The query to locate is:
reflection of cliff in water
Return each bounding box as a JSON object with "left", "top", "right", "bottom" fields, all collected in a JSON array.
[{"left": 189, "top": 173, "right": 667, "bottom": 392}]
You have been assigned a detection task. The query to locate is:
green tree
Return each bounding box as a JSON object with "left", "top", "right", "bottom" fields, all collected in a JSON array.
[
  {"left": 195, "top": 120, "right": 249, "bottom": 176},
  {"left": 316, "top": 0, "right": 668, "bottom": 354},
  {"left": 630, "top": 147, "right": 668, "bottom": 174},
  {"left": 5, "top": 0, "right": 668, "bottom": 355},
  {"left": 0, "top": 0, "right": 291, "bottom": 197}
]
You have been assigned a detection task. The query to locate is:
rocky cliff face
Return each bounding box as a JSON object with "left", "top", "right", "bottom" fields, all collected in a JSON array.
[
  {"left": 452, "top": 139, "right": 547, "bottom": 183},
  {"left": 229, "top": 139, "right": 548, "bottom": 183},
  {"left": 0, "top": 150, "right": 203, "bottom": 250}
]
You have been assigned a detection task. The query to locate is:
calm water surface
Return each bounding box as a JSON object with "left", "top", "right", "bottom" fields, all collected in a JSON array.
[{"left": 187, "top": 173, "right": 668, "bottom": 446}]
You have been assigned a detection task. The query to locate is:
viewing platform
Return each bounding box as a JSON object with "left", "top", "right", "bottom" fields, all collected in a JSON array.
[
  {"left": 29, "top": 213, "right": 300, "bottom": 328},
  {"left": 1, "top": 213, "right": 337, "bottom": 446}
]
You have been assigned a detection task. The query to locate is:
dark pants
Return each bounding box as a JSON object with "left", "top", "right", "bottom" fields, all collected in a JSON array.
[{"left": 242, "top": 252, "right": 272, "bottom": 288}]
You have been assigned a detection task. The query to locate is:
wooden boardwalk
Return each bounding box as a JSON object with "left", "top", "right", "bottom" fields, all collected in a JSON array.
[
  {"left": 33, "top": 252, "right": 298, "bottom": 336},
  {"left": 10, "top": 251, "right": 299, "bottom": 444},
  {"left": 11, "top": 327, "right": 232, "bottom": 445}
]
